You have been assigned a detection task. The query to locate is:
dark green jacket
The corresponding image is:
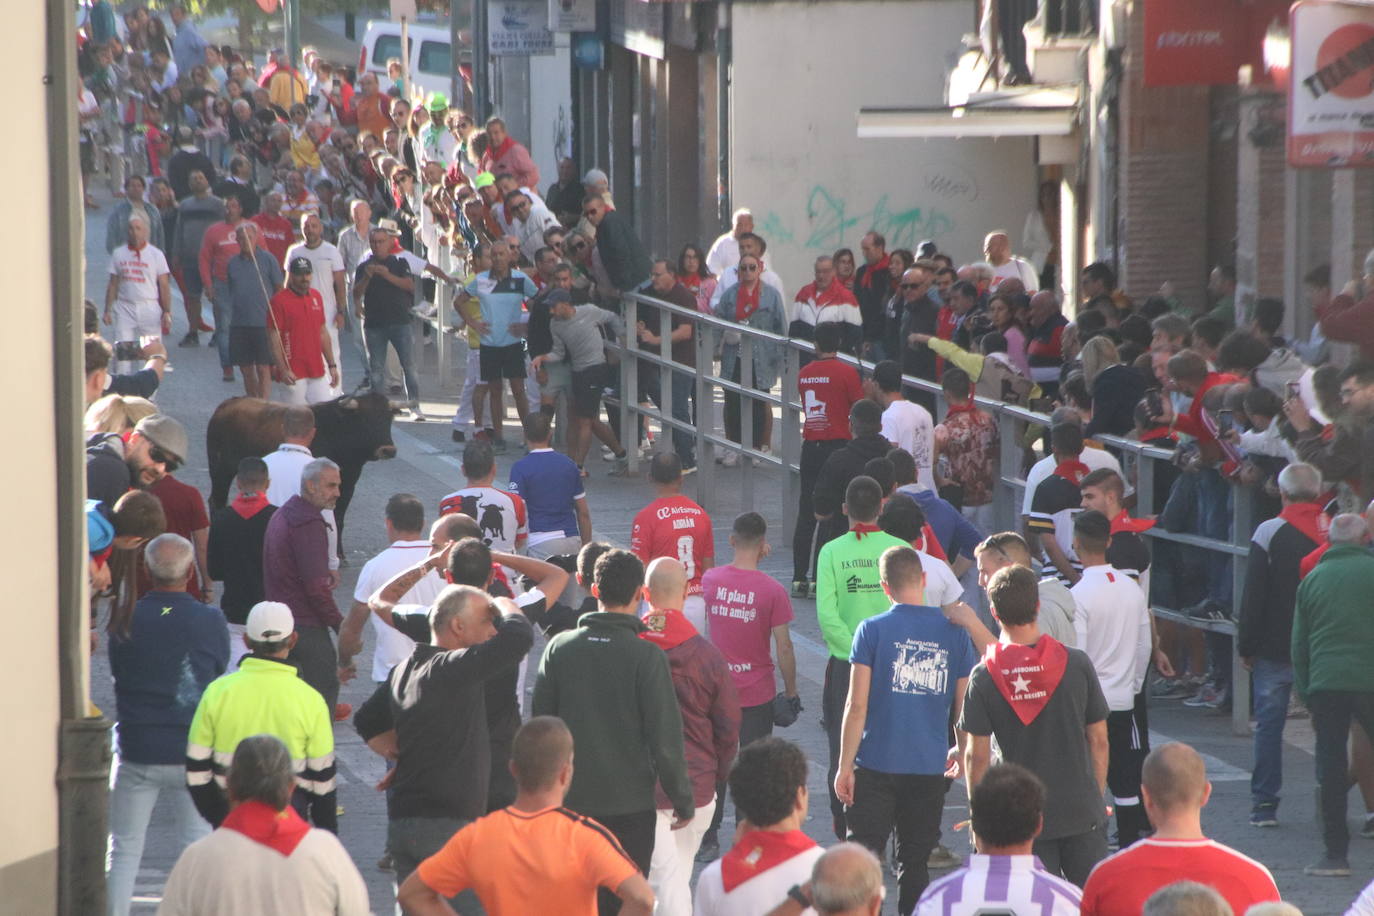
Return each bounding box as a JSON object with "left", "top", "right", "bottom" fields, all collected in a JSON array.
[
  {"left": 532, "top": 611, "right": 693, "bottom": 818},
  {"left": 1293, "top": 544, "right": 1374, "bottom": 698}
]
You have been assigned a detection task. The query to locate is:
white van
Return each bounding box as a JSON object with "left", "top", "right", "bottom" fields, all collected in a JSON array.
[{"left": 357, "top": 20, "right": 471, "bottom": 106}]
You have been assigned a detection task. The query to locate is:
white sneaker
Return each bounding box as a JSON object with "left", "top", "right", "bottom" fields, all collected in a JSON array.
[
  {"left": 410, "top": 405, "right": 426, "bottom": 422},
  {"left": 601, "top": 447, "right": 616, "bottom": 462},
  {"left": 721, "top": 451, "right": 740, "bottom": 468}
]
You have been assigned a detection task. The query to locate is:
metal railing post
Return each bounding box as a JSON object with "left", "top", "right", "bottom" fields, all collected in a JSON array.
[
  {"left": 996, "top": 409, "right": 1021, "bottom": 535},
  {"left": 780, "top": 345, "right": 801, "bottom": 545},
  {"left": 1231, "top": 483, "right": 1254, "bottom": 736},
  {"left": 435, "top": 247, "right": 451, "bottom": 393},
  {"left": 621, "top": 296, "right": 640, "bottom": 476},
  {"left": 658, "top": 299, "right": 672, "bottom": 463},
  {"left": 696, "top": 323, "right": 716, "bottom": 510},
  {"left": 740, "top": 337, "right": 755, "bottom": 511}
]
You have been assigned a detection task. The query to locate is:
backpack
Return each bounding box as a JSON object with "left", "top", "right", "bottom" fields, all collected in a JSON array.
[{"left": 976, "top": 353, "right": 1033, "bottom": 406}]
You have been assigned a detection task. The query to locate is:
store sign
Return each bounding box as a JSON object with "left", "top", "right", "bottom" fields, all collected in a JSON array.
[
  {"left": 549, "top": 0, "right": 595, "bottom": 32},
  {"left": 1290, "top": 1, "right": 1374, "bottom": 167},
  {"left": 490, "top": 0, "right": 555, "bottom": 56},
  {"left": 1143, "top": 0, "right": 1239, "bottom": 86}
]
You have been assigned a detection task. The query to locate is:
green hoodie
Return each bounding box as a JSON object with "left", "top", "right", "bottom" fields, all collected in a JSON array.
[
  {"left": 532, "top": 610, "right": 694, "bottom": 818},
  {"left": 1293, "top": 544, "right": 1374, "bottom": 698}
]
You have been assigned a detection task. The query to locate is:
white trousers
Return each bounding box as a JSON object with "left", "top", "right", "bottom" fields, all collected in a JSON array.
[
  {"left": 648, "top": 797, "right": 716, "bottom": 916},
  {"left": 279, "top": 374, "right": 334, "bottom": 405}
]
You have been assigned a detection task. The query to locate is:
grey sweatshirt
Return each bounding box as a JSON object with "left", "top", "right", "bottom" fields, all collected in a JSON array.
[{"left": 547, "top": 305, "right": 624, "bottom": 372}]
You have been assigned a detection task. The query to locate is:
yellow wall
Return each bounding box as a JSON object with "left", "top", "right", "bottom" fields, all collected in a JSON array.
[{"left": 0, "top": 0, "right": 64, "bottom": 903}]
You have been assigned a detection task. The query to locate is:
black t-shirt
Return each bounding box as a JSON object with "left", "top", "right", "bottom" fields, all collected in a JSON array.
[
  {"left": 354, "top": 614, "right": 534, "bottom": 821},
  {"left": 355, "top": 255, "right": 414, "bottom": 328},
  {"left": 105, "top": 368, "right": 160, "bottom": 399},
  {"left": 1028, "top": 474, "right": 1082, "bottom": 584},
  {"left": 959, "top": 645, "right": 1109, "bottom": 839},
  {"left": 1107, "top": 529, "right": 1151, "bottom": 581},
  {"left": 525, "top": 288, "right": 557, "bottom": 358}
]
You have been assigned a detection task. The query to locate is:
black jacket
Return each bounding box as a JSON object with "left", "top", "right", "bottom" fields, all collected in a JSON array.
[
  {"left": 854, "top": 264, "right": 892, "bottom": 343},
  {"left": 1238, "top": 514, "right": 1320, "bottom": 661},
  {"left": 813, "top": 433, "right": 894, "bottom": 519},
  {"left": 1085, "top": 364, "right": 1149, "bottom": 439},
  {"left": 206, "top": 503, "right": 276, "bottom": 625}
]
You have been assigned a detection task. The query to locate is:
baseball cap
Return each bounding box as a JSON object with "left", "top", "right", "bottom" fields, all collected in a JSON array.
[
  {"left": 377, "top": 218, "right": 402, "bottom": 236},
  {"left": 134, "top": 414, "right": 189, "bottom": 464},
  {"left": 473, "top": 171, "right": 496, "bottom": 190},
  {"left": 427, "top": 91, "right": 449, "bottom": 112},
  {"left": 288, "top": 256, "right": 313, "bottom": 274},
  {"left": 246, "top": 601, "right": 295, "bottom": 642},
  {"left": 545, "top": 288, "right": 571, "bottom": 306}
]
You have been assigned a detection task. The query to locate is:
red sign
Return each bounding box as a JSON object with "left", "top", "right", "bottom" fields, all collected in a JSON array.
[
  {"left": 256, "top": 0, "right": 280, "bottom": 12},
  {"left": 1290, "top": 1, "right": 1374, "bottom": 167},
  {"left": 1143, "top": 0, "right": 1292, "bottom": 88}
]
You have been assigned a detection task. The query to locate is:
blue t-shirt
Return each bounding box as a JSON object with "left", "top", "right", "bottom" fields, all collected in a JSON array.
[
  {"left": 465, "top": 269, "right": 538, "bottom": 347},
  {"left": 850, "top": 603, "right": 976, "bottom": 775},
  {"left": 509, "top": 448, "right": 584, "bottom": 538},
  {"left": 109, "top": 591, "right": 231, "bottom": 765},
  {"left": 897, "top": 485, "right": 983, "bottom": 559}
]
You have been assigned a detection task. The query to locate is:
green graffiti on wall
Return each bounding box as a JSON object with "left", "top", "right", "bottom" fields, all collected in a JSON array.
[{"left": 763, "top": 186, "right": 956, "bottom": 253}]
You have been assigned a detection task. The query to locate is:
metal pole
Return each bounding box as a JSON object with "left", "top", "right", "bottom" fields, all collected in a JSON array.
[
  {"left": 450, "top": 0, "right": 463, "bottom": 109},
  {"left": 401, "top": 16, "right": 411, "bottom": 101},
  {"left": 285, "top": 0, "right": 300, "bottom": 83},
  {"left": 473, "top": 0, "right": 490, "bottom": 121}
]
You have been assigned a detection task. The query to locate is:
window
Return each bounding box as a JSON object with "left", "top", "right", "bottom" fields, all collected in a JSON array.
[
  {"left": 371, "top": 34, "right": 411, "bottom": 68},
  {"left": 418, "top": 40, "right": 451, "bottom": 76}
]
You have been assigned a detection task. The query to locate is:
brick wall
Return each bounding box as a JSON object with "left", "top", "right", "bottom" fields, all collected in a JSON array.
[{"left": 1117, "top": 0, "right": 1212, "bottom": 311}]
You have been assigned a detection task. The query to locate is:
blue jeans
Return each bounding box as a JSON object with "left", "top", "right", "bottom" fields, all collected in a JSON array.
[
  {"left": 1251, "top": 658, "right": 1294, "bottom": 808},
  {"left": 106, "top": 759, "right": 210, "bottom": 916},
  {"left": 211, "top": 280, "right": 231, "bottom": 369},
  {"left": 1195, "top": 467, "right": 1233, "bottom": 606},
  {"left": 365, "top": 323, "right": 419, "bottom": 403},
  {"left": 388, "top": 816, "right": 484, "bottom": 915},
  {"left": 666, "top": 369, "right": 695, "bottom": 465}
]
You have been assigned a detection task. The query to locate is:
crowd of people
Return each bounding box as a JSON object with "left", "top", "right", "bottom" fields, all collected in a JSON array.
[{"left": 74, "top": 3, "right": 1374, "bottom": 915}]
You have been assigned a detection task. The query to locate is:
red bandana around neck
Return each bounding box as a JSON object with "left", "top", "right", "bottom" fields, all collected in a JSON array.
[
  {"left": 720, "top": 829, "right": 819, "bottom": 892},
  {"left": 639, "top": 607, "right": 698, "bottom": 650},
  {"left": 852, "top": 522, "right": 882, "bottom": 540},
  {"left": 1110, "top": 510, "right": 1155, "bottom": 535},
  {"left": 1279, "top": 501, "right": 1328, "bottom": 546},
  {"left": 984, "top": 637, "right": 1069, "bottom": 725},
  {"left": 860, "top": 255, "right": 890, "bottom": 289},
  {"left": 735, "top": 282, "right": 761, "bottom": 322},
  {"left": 231, "top": 491, "right": 271, "bottom": 520},
  {"left": 945, "top": 401, "right": 980, "bottom": 416},
  {"left": 1052, "top": 459, "right": 1091, "bottom": 485},
  {"left": 681, "top": 273, "right": 702, "bottom": 291},
  {"left": 222, "top": 799, "right": 310, "bottom": 857},
  {"left": 489, "top": 135, "right": 515, "bottom": 162}
]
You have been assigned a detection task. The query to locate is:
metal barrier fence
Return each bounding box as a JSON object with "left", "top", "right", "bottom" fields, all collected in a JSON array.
[{"left": 616, "top": 289, "right": 1254, "bottom": 735}]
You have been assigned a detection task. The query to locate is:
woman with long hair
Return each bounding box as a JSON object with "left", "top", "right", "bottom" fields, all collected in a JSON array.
[
  {"left": 988, "top": 291, "right": 1030, "bottom": 376},
  {"left": 677, "top": 243, "right": 717, "bottom": 314},
  {"left": 103, "top": 491, "right": 167, "bottom": 641},
  {"left": 833, "top": 247, "right": 856, "bottom": 290},
  {"left": 1082, "top": 335, "right": 1147, "bottom": 438},
  {"left": 402, "top": 106, "right": 428, "bottom": 173}
]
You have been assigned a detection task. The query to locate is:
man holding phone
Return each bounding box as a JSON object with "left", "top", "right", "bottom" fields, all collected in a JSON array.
[{"left": 105, "top": 214, "right": 172, "bottom": 373}]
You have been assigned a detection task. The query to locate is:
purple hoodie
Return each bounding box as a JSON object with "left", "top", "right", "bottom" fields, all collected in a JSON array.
[{"left": 263, "top": 495, "right": 341, "bottom": 629}]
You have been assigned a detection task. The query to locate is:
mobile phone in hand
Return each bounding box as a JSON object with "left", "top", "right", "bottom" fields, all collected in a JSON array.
[
  {"left": 1216, "top": 409, "right": 1234, "bottom": 437},
  {"left": 114, "top": 340, "right": 143, "bottom": 361}
]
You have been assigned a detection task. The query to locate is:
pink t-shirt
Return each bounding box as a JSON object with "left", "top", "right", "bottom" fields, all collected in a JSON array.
[{"left": 701, "top": 565, "right": 794, "bottom": 707}]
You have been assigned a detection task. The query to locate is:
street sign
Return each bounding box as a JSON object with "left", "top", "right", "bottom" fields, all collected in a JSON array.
[
  {"left": 490, "top": 0, "right": 555, "bottom": 55},
  {"left": 1290, "top": 1, "right": 1374, "bottom": 167},
  {"left": 549, "top": 0, "right": 595, "bottom": 32}
]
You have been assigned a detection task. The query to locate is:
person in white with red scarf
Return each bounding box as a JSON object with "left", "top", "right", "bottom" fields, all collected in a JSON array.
[{"left": 104, "top": 214, "right": 172, "bottom": 372}]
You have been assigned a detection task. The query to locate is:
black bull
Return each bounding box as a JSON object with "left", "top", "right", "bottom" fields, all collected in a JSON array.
[{"left": 207, "top": 394, "right": 397, "bottom": 555}]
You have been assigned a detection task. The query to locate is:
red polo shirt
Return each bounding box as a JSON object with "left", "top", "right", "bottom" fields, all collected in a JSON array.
[{"left": 269, "top": 287, "right": 327, "bottom": 379}]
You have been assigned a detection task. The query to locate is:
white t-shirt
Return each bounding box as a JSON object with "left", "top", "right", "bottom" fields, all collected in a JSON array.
[
  {"left": 158, "top": 825, "right": 370, "bottom": 916},
  {"left": 353, "top": 539, "right": 447, "bottom": 682},
  {"left": 882, "top": 399, "right": 936, "bottom": 491},
  {"left": 1071, "top": 564, "right": 1152, "bottom": 712},
  {"left": 989, "top": 256, "right": 1038, "bottom": 292},
  {"left": 917, "top": 549, "right": 964, "bottom": 607},
  {"left": 286, "top": 241, "right": 346, "bottom": 322},
  {"left": 693, "top": 842, "right": 823, "bottom": 916},
  {"left": 705, "top": 232, "right": 740, "bottom": 277},
  {"left": 1020, "top": 446, "right": 1125, "bottom": 517},
  {"left": 108, "top": 243, "right": 170, "bottom": 306},
  {"left": 262, "top": 443, "right": 339, "bottom": 572}
]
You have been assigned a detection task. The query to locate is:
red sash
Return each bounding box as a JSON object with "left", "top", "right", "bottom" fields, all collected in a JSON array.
[
  {"left": 720, "top": 829, "right": 819, "bottom": 892},
  {"left": 860, "top": 255, "right": 889, "bottom": 290},
  {"left": 1052, "top": 459, "right": 1091, "bottom": 486},
  {"left": 852, "top": 522, "right": 882, "bottom": 541},
  {"left": 222, "top": 800, "right": 310, "bottom": 857},
  {"left": 1110, "top": 510, "right": 1155, "bottom": 535},
  {"left": 983, "top": 637, "right": 1069, "bottom": 725},
  {"left": 1279, "top": 501, "right": 1328, "bottom": 546}
]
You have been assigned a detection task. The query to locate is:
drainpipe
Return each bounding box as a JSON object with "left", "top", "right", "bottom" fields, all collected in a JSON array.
[
  {"left": 48, "top": 0, "right": 113, "bottom": 912},
  {"left": 716, "top": 0, "right": 731, "bottom": 230}
]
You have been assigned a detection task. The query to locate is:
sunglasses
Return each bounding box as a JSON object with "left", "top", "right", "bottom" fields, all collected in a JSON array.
[
  {"left": 900, "top": 282, "right": 921, "bottom": 290},
  {"left": 148, "top": 445, "right": 181, "bottom": 472}
]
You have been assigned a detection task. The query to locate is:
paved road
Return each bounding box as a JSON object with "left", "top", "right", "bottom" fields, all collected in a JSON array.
[{"left": 81, "top": 196, "right": 1373, "bottom": 914}]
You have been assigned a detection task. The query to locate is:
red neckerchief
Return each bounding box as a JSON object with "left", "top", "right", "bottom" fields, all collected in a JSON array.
[
  {"left": 918, "top": 524, "right": 948, "bottom": 562},
  {"left": 1110, "top": 509, "right": 1155, "bottom": 535},
  {"left": 860, "top": 255, "right": 889, "bottom": 289},
  {"left": 681, "top": 273, "right": 702, "bottom": 291},
  {"left": 231, "top": 491, "right": 271, "bottom": 520},
  {"left": 852, "top": 522, "right": 882, "bottom": 540},
  {"left": 1052, "top": 459, "right": 1091, "bottom": 485},
  {"left": 937, "top": 306, "right": 957, "bottom": 341},
  {"left": 720, "top": 829, "right": 819, "bottom": 893},
  {"left": 221, "top": 799, "right": 310, "bottom": 857},
  {"left": 945, "top": 401, "right": 979, "bottom": 416},
  {"left": 735, "top": 282, "right": 761, "bottom": 322},
  {"left": 638, "top": 607, "right": 697, "bottom": 650},
  {"left": 983, "top": 636, "right": 1069, "bottom": 725},
  {"left": 489, "top": 135, "right": 515, "bottom": 163},
  {"left": 1279, "top": 501, "right": 1328, "bottom": 546}
]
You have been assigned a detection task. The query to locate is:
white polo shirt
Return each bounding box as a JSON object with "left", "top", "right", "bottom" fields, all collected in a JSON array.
[
  {"left": 353, "top": 539, "right": 446, "bottom": 682},
  {"left": 1070, "top": 564, "right": 1152, "bottom": 711}
]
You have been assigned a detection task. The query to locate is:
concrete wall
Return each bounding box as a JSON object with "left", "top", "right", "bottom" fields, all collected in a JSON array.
[
  {"left": 527, "top": 41, "right": 573, "bottom": 188},
  {"left": 730, "top": 0, "right": 1038, "bottom": 290},
  {"left": 0, "top": 0, "right": 61, "bottom": 904}
]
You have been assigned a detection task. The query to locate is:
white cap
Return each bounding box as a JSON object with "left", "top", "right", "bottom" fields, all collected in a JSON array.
[
  {"left": 246, "top": 602, "right": 295, "bottom": 642},
  {"left": 582, "top": 168, "right": 608, "bottom": 186}
]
